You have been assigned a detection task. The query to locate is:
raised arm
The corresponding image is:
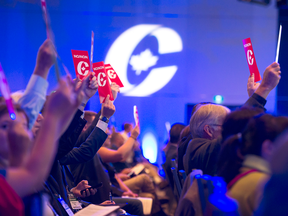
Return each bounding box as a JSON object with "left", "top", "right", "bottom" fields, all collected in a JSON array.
[
  {"left": 6, "top": 76, "right": 84, "bottom": 197},
  {"left": 56, "top": 74, "right": 99, "bottom": 159},
  {"left": 243, "top": 62, "right": 281, "bottom": 110},
  {"left": 18, "top": 39, "right": 56, "bottom": 129},
  {"left": 59, "top": 95, "right": 115, "bottom": 165},
  {"left": 98, "top": 126, "right": 140, "bottom": 163}
]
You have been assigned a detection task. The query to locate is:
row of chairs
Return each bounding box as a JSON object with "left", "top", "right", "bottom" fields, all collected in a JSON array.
[{"left": 162, "top": 159, "right": 187, "bottom": 201}]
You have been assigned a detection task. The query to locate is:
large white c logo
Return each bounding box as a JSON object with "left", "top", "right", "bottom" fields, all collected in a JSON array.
[
  {"left": 98, "top": 72, "right": 107, "bottom": 87},
  {"left": 77, "top": 61, "right": 89, "bottom": 76},
  {"left": 105, "top": 24, "right": 183, "bottom": 97},
  {"left": 247, "top": 50, "right": 254, "bottom": 66}
]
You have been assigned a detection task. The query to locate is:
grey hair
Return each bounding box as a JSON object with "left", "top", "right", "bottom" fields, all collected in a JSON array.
[{"left": 190, "top": 104, "right": 230, "bottom": 138}]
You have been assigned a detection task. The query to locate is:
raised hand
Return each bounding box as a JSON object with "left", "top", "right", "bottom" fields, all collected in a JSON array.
[
  {"left": 111, "top": 82, "right": 120, "bottom": 101},
  {"left": 131, "top": 126, "right": 140, "bottom": 139},
  {"left": 247, "top": 74, "right": 260, "bottom": 97},
  {"left": 45, "top": 75, "right": 84, "bottom": 136},
  {"left": 101, "top": 95, "right": 116, "bottom": 119},
  {"left": 255, "top": 62, "right": 281, "bottom": 99},
  {"left": 35, "top": 39, "right": 56, "bottom": 75}
]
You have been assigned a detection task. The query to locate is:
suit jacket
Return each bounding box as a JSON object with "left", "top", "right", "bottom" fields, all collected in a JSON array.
[
  {"left": 47, "top": 110, "right": 106, "bottom": 209},
  {"left": 183, "top": 93, "right": 267, "bottom": 175}
]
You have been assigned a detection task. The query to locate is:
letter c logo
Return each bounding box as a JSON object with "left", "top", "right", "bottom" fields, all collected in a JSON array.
[
  {"left": 107, "top": 69, "right": 116, "bottom": 79},
  {"left": 98, "top": 72, "right": 107, "bottom": 87},
  {"left": 247, "top": 50, "right": 254, "bottom": 66},
  {"left": 77, "top": 61, "right": 89, "bottom": 76}
]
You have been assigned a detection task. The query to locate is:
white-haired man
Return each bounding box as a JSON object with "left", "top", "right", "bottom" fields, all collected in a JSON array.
[{"left": 183, "top": 62, "right": 281, "bottom": 176}]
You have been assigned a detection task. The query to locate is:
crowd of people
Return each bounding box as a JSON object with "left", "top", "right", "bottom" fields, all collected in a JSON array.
[{"left": 1, "top": 38, "right": 288, "bottom": 216}]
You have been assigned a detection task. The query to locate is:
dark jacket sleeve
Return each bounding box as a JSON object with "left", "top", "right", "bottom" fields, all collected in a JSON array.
[
  {"left": 74, "top": 111, "right": 101, "bottom": 148},
  {"left": 59, "top": 126, "right": 107, "bottom": 165},
  {"left": 55, "top": 110, "right": 87, "bottom": 160},
  {"left": 242, "top": 93, "right": 267, "bottom": 110}
]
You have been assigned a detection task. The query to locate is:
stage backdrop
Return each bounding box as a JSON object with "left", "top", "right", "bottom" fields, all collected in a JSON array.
[{"left": 0, "top": 0, "right": 278, "bottom": 165}]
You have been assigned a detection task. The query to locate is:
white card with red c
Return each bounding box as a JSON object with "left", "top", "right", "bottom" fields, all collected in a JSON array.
[
  {"left": 134, "top": 105, "right": 140, "bottom": 128},
  {"left": 93, "top": 61, "right": 114, "bottom": 103},
  {"left": 104, "top": 64, "right": 124, "bottom": 88},
  {"left": 71, "top": 50, "right": 90, "bottom": 80}
]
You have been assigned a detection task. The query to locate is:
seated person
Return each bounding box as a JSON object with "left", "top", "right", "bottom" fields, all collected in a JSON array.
[
  {"left": 183, "top": 62, "right": 281, "bottom": 176},
  {"left": 218, "top": 114, "right": 288, "bottom": 216},
  {"left": 162, "top": 123, "right": 185, "bottom": 191},
  {"left": 0, "top": 75, "right": 84, "bottom": 215}
]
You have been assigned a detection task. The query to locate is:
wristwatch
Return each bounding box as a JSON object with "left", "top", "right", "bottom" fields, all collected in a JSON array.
[{"left": 99, "top": 115, "right": 109, "bottom": 123}]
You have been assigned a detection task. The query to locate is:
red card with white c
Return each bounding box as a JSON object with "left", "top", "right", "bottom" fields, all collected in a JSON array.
[
  {"left": 71, "top": 50, "right": 90, "bottom": 80},
  {"left": 242, "top": 38, "right": 261, "bottom": 82},
  {"left": 93, "top": 61, "right": 114, "bottom": 103},
  {"left": 104, "top": 64, "right": 124, "bottom": 88}
]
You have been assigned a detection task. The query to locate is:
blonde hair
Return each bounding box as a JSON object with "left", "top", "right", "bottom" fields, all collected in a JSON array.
[
  {"left": 190, "top": 104, "right": 230, "bottom": 138},
  {"left": 11, "top": 90, "right": 25, "bottom": 103}
]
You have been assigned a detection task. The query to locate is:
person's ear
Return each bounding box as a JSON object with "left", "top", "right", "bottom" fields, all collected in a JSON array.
[
  {"left": 203, "top": 125, "right": 213, "bottom": 139},
  {"left": 261, "top": 139, "right": 274, "bottom": 160}
]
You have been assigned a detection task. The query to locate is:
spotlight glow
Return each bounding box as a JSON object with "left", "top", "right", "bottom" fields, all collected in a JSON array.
[
  {"left": 214, "top": 95, "right": 224, "bottom": 104},
  {"left": 142, "top": 132, "right": 158, "bottom": 163}
]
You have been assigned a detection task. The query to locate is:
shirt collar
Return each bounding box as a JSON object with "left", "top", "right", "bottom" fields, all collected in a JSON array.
[{"left": 242, "top": 154, "right": 271, "bottom": 174}]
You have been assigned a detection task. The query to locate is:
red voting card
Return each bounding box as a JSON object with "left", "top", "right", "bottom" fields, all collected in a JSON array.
[
  {"left": 104, "top": 64, "right": 124, "bottom": 88},
  {"left": 242, "top": 38, "right": 261, "bottom": 82},
  {"left": 133, "top": 105, "right": 140, "bottom": 129},
  {"left": 93, "top": 61, "right": 114, "bottom": 103},
  {"left": 71, "top": 50, "right": 90, "bottom": 80}
]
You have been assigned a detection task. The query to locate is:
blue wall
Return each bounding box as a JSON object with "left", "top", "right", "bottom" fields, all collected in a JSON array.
[{"left": 0, "top": 0, "right": 278, "bottom": 165}]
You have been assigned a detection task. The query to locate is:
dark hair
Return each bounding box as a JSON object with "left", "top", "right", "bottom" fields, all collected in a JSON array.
[
  {"left": 110, "top": 132, "right": 122, "bottom": 144},
  {"left": 221, "top": 107, "right": 263, "bottom": 142},
  {"left": 0, "top": 102, "right": 29, "bottom": 127},
  {"left": 179, "top": 125, "right": 190, "bottom": 142},
  {"left": 170, "top": 123, "right": 186, "bottom": 143},
  {"left": 218, "top": 113, "right": 288, "bottom": 183},
  {"left": 122, "top": 123, "right": 132, "bottom": 131},
  {"left": 84, "top": 111, "right": 97, "bottom": 122}
]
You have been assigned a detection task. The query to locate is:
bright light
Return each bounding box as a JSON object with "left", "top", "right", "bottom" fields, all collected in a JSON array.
[
  {"left": 10, "top": 113, "right": 16, "bottom": 120},
  {"left": 214, "top": 95, "right": 224, "bottom": 104},
  {"left": 142, "top": 132, "right": 158, "bottom": 163}
]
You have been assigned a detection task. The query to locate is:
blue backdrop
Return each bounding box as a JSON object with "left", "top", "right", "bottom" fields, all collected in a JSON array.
[{"left": 0, "top": 0, "right": 278, "bottom": 165}]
